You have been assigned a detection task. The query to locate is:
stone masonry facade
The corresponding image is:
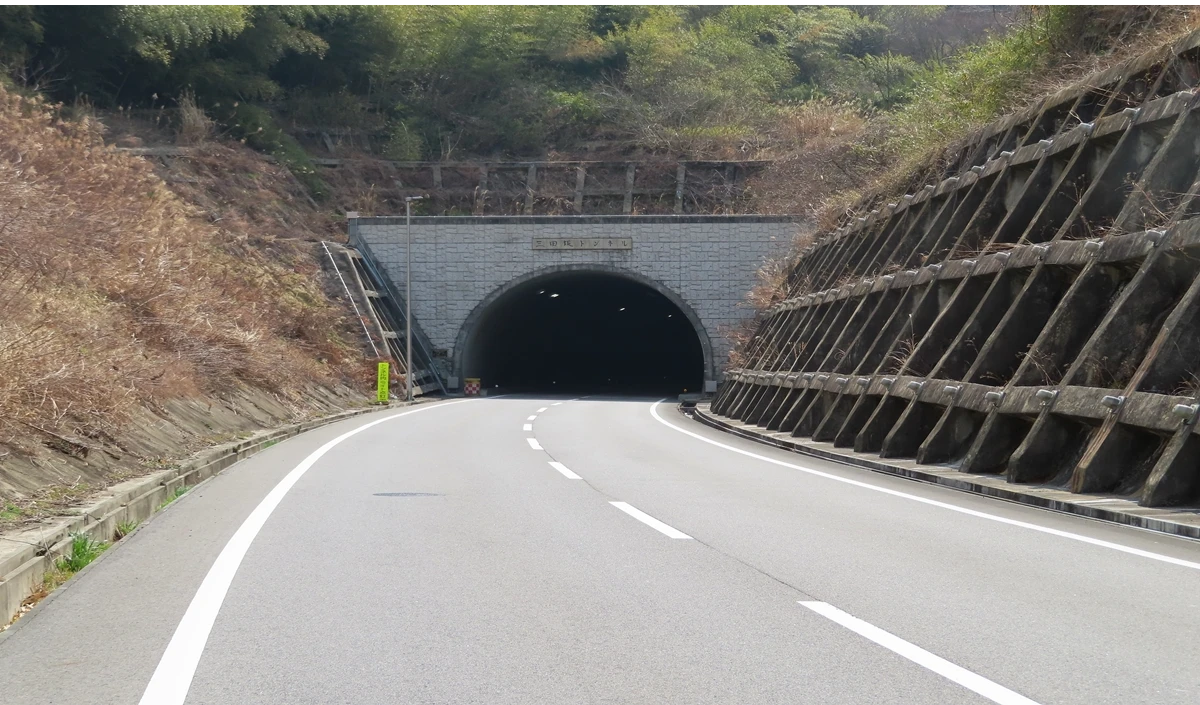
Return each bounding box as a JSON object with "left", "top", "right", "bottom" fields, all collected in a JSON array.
[{"left": 350, "top": 215, "right": 803, "bottom": 385}]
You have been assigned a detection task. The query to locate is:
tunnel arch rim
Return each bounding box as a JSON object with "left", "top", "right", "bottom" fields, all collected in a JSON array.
[{"left": 453, "top": 263, "right": 715, "bottom": 386}]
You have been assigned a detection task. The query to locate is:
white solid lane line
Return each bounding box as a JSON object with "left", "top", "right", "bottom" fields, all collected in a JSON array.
[
  {"left": 649, "top": 401, "right": 1200, "bottom": 572},
  {"left": 527, "top": 438, "right": 543, "bottom": 450},
  {"left": 139, "top": 400, "right": 474, "bottom": 705},
  {"left": 527, "top": 415, "right": 537, "bottom": 421},
  {"left": 537, "top": 407, "right": 548, "bottom": 412},
  {"left": 548, "top": 461, "right": 582, "bottom": 480},
  {"left": 610, "top": 501, "right": 692, "bottom": 539},
  {"left": 800, "top": 602, "right": 1041, "bottom": 705},
  {"left": 523, "top": 423, "right": 533, "bottom": 431}
]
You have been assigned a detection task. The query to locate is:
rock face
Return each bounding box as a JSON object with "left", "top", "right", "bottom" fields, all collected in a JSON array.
[{"left": 714, "top": 29, "right": 1200, "bottom": 509}]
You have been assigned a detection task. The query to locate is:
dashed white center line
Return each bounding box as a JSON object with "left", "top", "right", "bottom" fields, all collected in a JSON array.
[
  {"left": 548, "top": 461, "right": 581, "bottom": 479},
  {"left": 523, "top": 423, "right": 532, "bottom": 431},
  {"left": 800, "top": 601, "right": 1041, "bottom": 705},
  {"left": 609, "top": 501, "right": 692, "bottom": 539},
  {"left": 527, "top": 415, "right": 537, "bottom": 421},
  {"left": 537, "top": 407, "right": 548, "bottom": 412},
  {"left": 526, "top": 438, "right": 542, "bottom": 450},
  {"left": 551, "top": 402, "right": 563, "bottom": 406}
]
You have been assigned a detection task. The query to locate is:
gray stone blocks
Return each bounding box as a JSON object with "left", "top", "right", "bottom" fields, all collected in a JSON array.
[{"left": 352, "top": 215, "right": 802, "bottom": 383}]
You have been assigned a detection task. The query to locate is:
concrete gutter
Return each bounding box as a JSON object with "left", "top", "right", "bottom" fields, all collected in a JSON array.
[
  {"left": 690, "top": 403, "right": 1200, "bottom": 541},
  {"left": 0, "top": 400, "right": 431, "bottom": 626}
]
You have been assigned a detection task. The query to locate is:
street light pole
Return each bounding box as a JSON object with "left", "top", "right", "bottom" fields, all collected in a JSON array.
[{"left": 405, "top": 196, "right": 423, "bottom": 403}]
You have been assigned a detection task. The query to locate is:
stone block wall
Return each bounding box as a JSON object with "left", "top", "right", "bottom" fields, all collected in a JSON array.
[{"left": 351, "top": 215, "right": 802, "bottom": 384}]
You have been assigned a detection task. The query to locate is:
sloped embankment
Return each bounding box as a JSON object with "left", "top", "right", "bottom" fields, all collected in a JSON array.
[
  {"left": 715, "top": 30, "right": 1200, "bottom": 509},
  {"left": 0, "top": 87, "right": 373, "bottom": 524}
]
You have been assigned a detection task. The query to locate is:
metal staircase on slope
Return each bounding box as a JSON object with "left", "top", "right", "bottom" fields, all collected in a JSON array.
[{"left": 323, "top": 241, "right": 448, "bottom": 396}]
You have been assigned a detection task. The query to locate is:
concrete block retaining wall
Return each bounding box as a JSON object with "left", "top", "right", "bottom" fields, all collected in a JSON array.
[
  {"left": 714, "top": 30, "right": 1200, "bottom": 510},
  {"left": 0, "top": 404, "right": 400, "bottom": 626}
]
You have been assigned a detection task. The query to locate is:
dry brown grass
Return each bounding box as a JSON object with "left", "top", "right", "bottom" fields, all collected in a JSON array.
[
  {"left": 745, "top": 256, "right": 792, "bottom": 312},
  {"left": 156, "top": 141, "right": 342, "bottom": 241},
  {"left": 720, "top": 319, "right": 759, "bottom": 370},
  {"left": 175, "top": 90, "right": 213, "bottom": 146},
  {"left": 743, "top": 100, "right": 877, "bottom": 220},
  {"left": 0, "top": 85, "right": 365, "bottom": 463}
]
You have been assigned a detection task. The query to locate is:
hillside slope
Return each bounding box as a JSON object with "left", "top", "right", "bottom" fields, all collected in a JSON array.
[{"left": 0, "top": 87, "right": 373, "bottom": 524}]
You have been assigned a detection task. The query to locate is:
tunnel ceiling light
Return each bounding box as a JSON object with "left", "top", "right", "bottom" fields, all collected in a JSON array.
[
  {"left": 538, "top": 289, "right": 545, "bottom": 294},
  {"left": 667, "top": 314, "right": 672, "bottom": 318},
  {"left": 619, "top": 307, "right": 626, "bottom": 311},
  {"left": 549, "top": 293, "right": 560, "bottom": 298}
]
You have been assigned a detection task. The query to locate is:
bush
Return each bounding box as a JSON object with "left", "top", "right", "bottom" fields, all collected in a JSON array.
[
  {"left": 381, "top": 121, "right": 423, "bottom": 161},
  {"left": 223, "top": 102, "right": 328, "bottom": 200},
  {"left": 176, "top": 89, "right": 213, "bottom": 145}
]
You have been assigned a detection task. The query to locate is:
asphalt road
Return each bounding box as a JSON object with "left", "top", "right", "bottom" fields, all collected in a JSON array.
[{"left": 2, "top": 396, "right": 1199, "bottom": 704}]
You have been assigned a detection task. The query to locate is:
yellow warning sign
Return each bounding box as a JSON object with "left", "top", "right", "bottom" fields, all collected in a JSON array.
[{"left": 376, "top": 362, "right": 390, "bottom": 403}]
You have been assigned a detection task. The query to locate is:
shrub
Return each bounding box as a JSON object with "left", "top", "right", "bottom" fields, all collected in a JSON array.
[
  {"left": 56, "top": 533, "right": 107, "bottom": 573},
  {"left": 176, "top": 89, "right": 213, "bottom": 145},
  {"left": 381, "top": 121, "right": 423, "bottom": 161}
]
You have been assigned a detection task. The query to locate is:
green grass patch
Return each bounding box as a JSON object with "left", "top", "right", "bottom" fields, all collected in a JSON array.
[
  {"left": 114, "top": 520, "right": 139, "bottom": 540},
  {"left": 17, "top": 533, "right": 109, "bottom": 620},
  {"left": 156, "top": 484, "right": 192, "bottom": 512},
  {"left": 55, "top": 532, "right": 108, "bottom": 574},
  {"left": 0, "top": 503, "right": 22, "bottom": 521}
]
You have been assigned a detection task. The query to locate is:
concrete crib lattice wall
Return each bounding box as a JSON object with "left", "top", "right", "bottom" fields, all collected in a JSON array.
[
  {"left": 350, "top": 215, "right": 802, "bottom": 388},
  {"left": 713, "top": 29, "right": 1200, "bottom": 509}
]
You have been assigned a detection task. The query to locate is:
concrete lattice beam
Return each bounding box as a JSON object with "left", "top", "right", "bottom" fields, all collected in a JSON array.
[{"left": 714, "top": 31, "right": 1200, "bottom": 509}]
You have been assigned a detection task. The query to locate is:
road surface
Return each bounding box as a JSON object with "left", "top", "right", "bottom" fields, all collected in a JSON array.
[{"left": 1, "top": 396, "right": 1199, "bottom": 704}]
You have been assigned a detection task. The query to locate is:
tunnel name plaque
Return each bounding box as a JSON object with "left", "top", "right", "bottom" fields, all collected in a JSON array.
[{"left": 532, "top": 237, "right": 632, "bottom": 250}]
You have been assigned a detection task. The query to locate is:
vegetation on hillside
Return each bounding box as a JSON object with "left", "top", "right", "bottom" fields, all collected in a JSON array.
[
  {"left": 0, "top": 84, "right": 365, "bottom": 470},
  {"left": 748, "top": 5, "right": 1197, "bottom": 223},
  {"left": 5, "top": 6, "right": 1182, "bottom": 222},
  {"left": 0, "top": 5, "right": 1010, "bottom": 166}
]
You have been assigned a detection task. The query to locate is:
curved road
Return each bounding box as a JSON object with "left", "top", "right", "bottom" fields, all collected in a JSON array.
[{"left": 2, "top": 396, "right": 1199, "bottom": 704}]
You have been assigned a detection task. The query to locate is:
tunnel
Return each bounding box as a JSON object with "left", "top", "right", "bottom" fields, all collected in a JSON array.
[{"left": 459, "top": 269, "right": 707, "bottom": 395}]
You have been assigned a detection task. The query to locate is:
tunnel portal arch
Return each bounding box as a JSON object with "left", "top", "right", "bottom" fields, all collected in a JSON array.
[{"left": 455, "top": 264, "right": 715, "bottom": 393}]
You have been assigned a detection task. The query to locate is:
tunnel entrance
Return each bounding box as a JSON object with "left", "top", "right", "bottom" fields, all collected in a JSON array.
[{"left": 460, "top": 269, "right": 707, "bottom": 394}]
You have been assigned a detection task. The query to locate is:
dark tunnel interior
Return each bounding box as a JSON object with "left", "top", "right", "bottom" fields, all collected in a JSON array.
[{"left": 463, "top": 271, "right": 706, "bottom": 394}]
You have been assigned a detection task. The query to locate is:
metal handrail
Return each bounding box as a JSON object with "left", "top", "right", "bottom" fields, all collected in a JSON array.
[{"left": 348, "top": 235, "right": 448, "bottom": 394}]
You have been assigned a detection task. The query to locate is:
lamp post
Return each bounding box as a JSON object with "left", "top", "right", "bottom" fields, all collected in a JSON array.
[{"left": 405, "top": 196, "right": 423, "bottom": 403}]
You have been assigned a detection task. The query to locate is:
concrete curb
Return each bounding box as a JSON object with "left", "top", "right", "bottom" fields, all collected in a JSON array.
[
  {"left": 689, "top": 404, "right": 1200, "bottom": 542},
  {"left": 0, "top": 400, "right": 428, "bottom": 626}
]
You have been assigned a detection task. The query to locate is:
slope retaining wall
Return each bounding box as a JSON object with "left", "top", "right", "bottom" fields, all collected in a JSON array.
[{"left": 714, "top": 30, "right": 1200, "bottom": 509}]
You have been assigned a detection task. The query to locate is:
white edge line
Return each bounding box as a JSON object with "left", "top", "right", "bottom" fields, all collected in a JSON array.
[
  {"left": 139, "top": 400, "right": 475, "bottom": 705},
  {"left": 523, "top": 423, "right": 532, "bottom": 431},
  {"left": 609, "top": 501, "right": 692, "bottom": 539},
  {"left": 800, "top": 601, "right": 1040, "bottom": 705},
  {"left": 527, "top": 438, "right": 543, "bottom": 450},
  {"left": 648, "top": 400, "right": 1200, "bottom": 572},
  {"left": 548, "top": 461, "right": 582, "bottom": 480},
  {"left": 537, "top": 407, "right": 548, "bottom": 412}
]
